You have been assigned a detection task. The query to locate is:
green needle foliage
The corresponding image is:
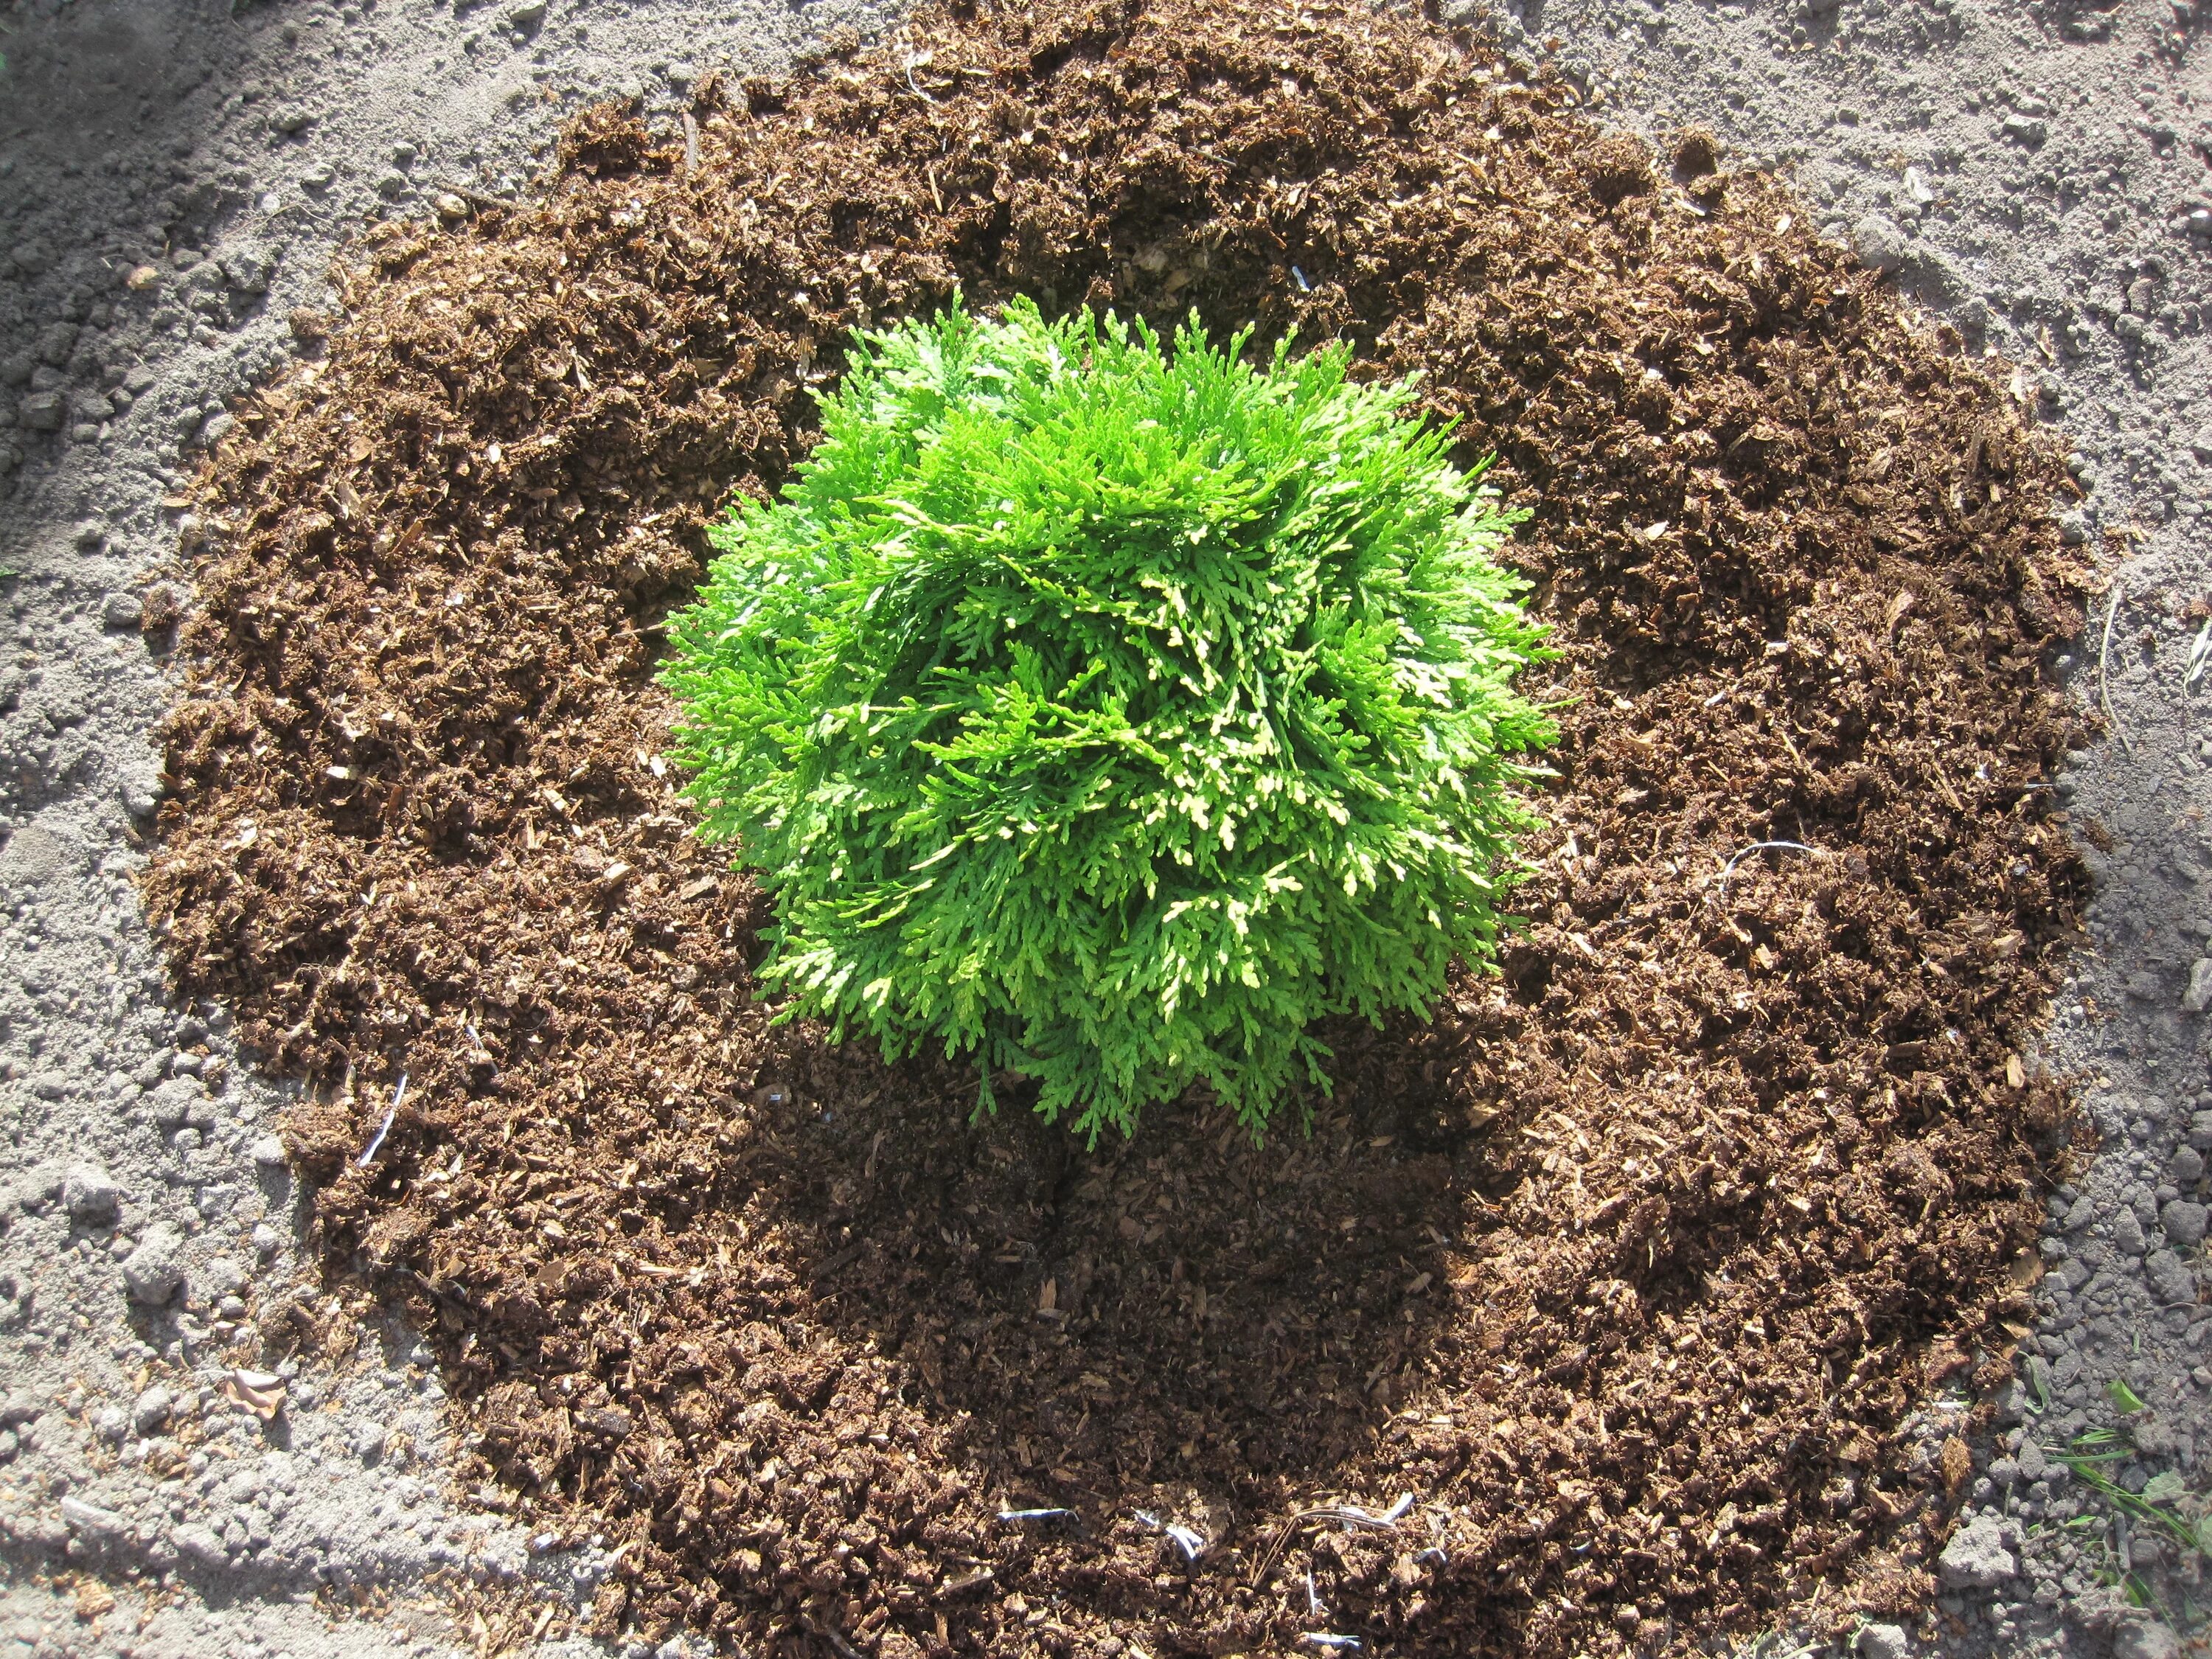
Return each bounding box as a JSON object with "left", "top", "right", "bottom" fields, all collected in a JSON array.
[{"left": 661, "top": 299, "right": 1555, "bottom": 1139}]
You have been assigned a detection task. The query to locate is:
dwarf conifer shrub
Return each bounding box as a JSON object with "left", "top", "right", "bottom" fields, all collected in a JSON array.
[{"left": 661, "top": 300, "right": 1554, "bottom": 1138}]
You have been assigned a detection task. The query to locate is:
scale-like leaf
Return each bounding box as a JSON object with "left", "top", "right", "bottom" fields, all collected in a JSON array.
[{"left": 661, "top": 299, "right": 1554, "bottom": 1138}]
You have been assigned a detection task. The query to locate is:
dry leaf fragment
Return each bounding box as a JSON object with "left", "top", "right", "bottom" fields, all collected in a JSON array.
[
  {"left": 74, "top": 1579, "right": 116, "bottom": 1620},
  {"left": 221, "top": 1368, "right": 288, "bottom": 1421},
  {"left": 1939, "top": 1435, "right": 1971, "bottom": 1496}
]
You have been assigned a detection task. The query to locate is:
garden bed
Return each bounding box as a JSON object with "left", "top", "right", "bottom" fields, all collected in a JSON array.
[{"left": 145, "top": 1, "right": 2093, "bottom": 1652}]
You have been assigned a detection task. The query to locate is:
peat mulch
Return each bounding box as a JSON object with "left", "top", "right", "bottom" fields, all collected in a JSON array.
[{"left": 144, "top": 2, "right": 2096, "bottom": 1654}]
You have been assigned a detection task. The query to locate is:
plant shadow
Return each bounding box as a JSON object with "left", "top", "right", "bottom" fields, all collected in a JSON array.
[{"left": 728, "top": 1012, "right": 1511, "bottom": 1534}]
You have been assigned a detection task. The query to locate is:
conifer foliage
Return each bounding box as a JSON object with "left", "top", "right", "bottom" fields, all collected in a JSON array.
[{"left": 661, "top": 301, "right": 1554, "bottom": 1138}]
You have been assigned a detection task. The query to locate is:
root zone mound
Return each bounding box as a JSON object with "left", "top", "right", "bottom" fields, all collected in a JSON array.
[{"left": 145, "top": 2, "right": 2093, "bottom": 1654}]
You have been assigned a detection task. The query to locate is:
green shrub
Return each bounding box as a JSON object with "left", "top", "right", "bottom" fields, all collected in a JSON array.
[{"left": 661, "top": 299, "right": 1554, "bottom": 1139}]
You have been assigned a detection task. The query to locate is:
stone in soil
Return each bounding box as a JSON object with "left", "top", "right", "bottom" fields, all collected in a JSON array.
[
  {"left": 2111, "top": 1622, "right": 2183, "bottom": 1659},
  {"left": 1939, "top": 1514, "right": 2022, "bottom": 1590},
  {"left": 60, "top": 1161, "right": 119, "bottom": 1225},
  {"left": 119, "top": 1221, "right": 185, "bottom": 1307}
]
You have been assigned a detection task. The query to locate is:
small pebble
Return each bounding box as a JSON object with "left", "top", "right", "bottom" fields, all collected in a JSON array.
[
  {"left": 121, "top": 1222, "right": 187, "bottom": 1307},
  {"left": 2162, "top": 1199, "right": 2208, "bottom": 1249},
  {"left": 2111, "top": 1621, "right": 2182, "bottom": 1659},
  {"left": 62, "top": 1161, "right": 121, "bottom": 1225},
  {"left": 1851, "top": 212, "right": 1907, "bottom": 276},
  {"left": 202, "top": 1256, "right": 246, "bottom": 1298},
  {"left": 2185, "top": 961, "right": 2212, "bottom": 1015},
  {"left": 133, "top": 1386, "right": 173, "bottom": 1435}
]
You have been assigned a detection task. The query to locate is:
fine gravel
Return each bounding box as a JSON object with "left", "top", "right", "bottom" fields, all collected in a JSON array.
[{"left": 0, "top": 3, "right": 2206, "bottom": 1659}]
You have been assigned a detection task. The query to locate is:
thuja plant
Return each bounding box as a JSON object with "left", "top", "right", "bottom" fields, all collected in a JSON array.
[{"left": 661, "top": 299, "right": 1555, "bottom": 1139}]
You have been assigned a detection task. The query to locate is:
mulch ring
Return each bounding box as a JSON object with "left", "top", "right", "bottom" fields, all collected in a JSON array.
[{"left": 143, "top": 1, "right": 2096, "bottom": 1654}]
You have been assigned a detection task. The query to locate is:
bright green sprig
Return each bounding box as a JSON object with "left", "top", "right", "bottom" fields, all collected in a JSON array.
[{"left": 661, "top": 298, "right": 1555, "bottom": 1139}]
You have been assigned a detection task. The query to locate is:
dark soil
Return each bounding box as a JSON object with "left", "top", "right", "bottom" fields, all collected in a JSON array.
[{"left": 143, "top": 1, "right": 2096, "bottom": 1654}]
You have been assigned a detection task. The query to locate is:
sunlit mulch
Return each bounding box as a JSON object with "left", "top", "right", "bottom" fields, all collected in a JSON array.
[{"left": 146, "top": 4, "right": 2090, "bottom": 1654}]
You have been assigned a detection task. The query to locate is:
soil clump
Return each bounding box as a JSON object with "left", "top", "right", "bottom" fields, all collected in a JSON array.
[{"left": 144, "top": 1, "right": 2093, "bottom": 1652}]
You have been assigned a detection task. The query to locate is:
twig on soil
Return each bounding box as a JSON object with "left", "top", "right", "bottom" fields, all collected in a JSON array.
[
  {"left": 1249, "top": 1495, "right": 1414, "bottom": 1586},
  {"left": 681, "top": 113, "right": 701, "bottom": 180},
  {"left": 355, "top": 1073, "right": 407, "bottom": 1166},
  {"left": 802, "top": 1615, "right": 866, "bottom": 1659},
  {"left": 427, "top": 181, "right": 512, "bottom": 215},
  {"left": 2098, "top": 579, "right": 2132, "bottom": 754},
  {"left": 1299, "top": 1636, "right": 1363, "bottom": 1651},
  {"left": 1714, "top": 841, "right": 1822, "bottom": 899},
  {"left": 996, "top": 1508, "right": 1077, "bottom": 1523},
  {"left": 1283, "top": 1495, "right": 1413, "bottom": 1531},
  {"left": 2186, "top": 619, "right": 2212, "bottom": 695}
]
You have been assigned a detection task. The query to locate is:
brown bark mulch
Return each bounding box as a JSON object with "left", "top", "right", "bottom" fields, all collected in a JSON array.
[{"left": 142, "top": 2, "right": 2096, "bottom": 1654}]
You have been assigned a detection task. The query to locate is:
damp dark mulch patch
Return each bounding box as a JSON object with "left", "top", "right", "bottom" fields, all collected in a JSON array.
[{"left": 144, "top": 2, "right": 2096, "bottom": 1654}]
